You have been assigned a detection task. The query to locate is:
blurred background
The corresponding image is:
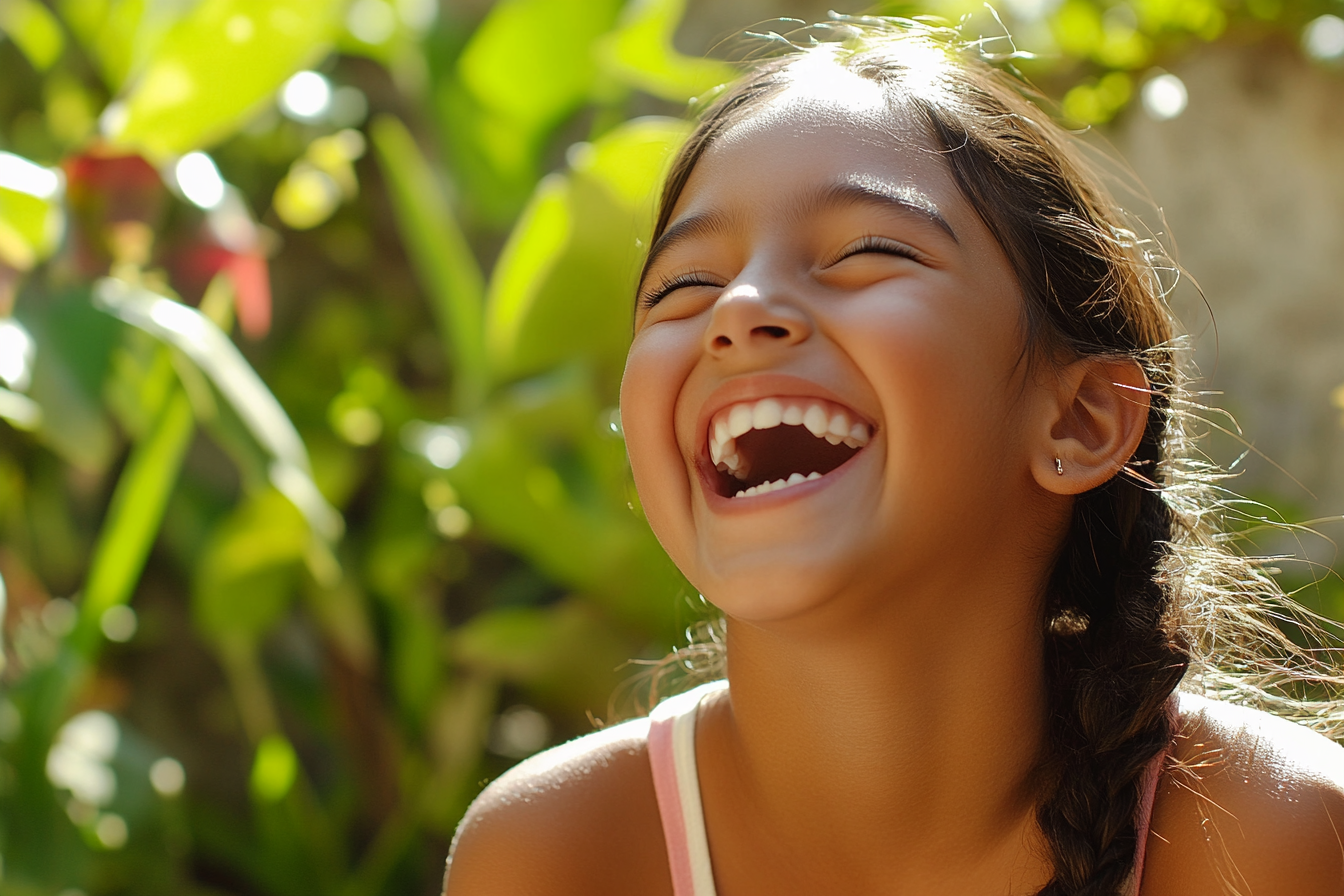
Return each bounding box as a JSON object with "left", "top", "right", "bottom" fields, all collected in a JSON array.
[{"left": 0, "top": 0, "right": 1340, "bottom": 893}]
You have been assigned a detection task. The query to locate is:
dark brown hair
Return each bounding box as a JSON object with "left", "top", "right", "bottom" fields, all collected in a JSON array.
[{"left": 640, "top": 16, "right": 1343, "bottom": 896}]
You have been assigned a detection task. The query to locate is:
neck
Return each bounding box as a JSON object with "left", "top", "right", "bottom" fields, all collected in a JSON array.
[{"left": 698, "top": 574, "right": 1052, "bottom": 893}]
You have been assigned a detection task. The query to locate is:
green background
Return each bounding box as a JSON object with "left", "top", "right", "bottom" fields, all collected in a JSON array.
[{"left": 0, "top": 0, "right": 1340, "bottom": 893}]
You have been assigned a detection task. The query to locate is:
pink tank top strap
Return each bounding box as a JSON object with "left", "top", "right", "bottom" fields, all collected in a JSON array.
[
  {"left": 648, "top": 682, "right": 724, "bottom": 896},
  {"left": 1129, "top": 693, "right": 1180, "bottom": 895}
]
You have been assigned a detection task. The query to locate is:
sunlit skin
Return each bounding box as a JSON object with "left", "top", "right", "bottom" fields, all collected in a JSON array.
[
  {"left": 617, "top": 79, "right": 1118, "bottom": 895},
  {"left": 444, "top": 69, "right": 1344, "bottom": 896}
]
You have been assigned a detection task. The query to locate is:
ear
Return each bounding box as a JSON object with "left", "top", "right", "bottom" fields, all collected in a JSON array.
[{"left": 1032, "top": 357, "right": 1151, "bottom": 495}]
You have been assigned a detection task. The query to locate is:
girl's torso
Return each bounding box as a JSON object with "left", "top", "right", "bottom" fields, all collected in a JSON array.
[
  {"left": 443, "top": 688, "right": 1344, "bottom": 896},
  {"left": 649, "top": 681, "right": 1165, "bottom": 896}
]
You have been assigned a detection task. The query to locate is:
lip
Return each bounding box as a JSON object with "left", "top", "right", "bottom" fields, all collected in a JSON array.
[
  {"left": 693, "top": 373, "right": 879, "bottom": 510},
  {"left": 698, "top": 436, "right": 869, "bottom": 513}
]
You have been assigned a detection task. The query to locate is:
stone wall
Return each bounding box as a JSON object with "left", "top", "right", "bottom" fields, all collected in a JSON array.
[{"left": 1114, "top": 41, "right": 1344, "bottom": 545}]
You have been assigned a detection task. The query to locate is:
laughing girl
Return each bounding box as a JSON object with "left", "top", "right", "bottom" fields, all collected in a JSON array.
[{"left": 444, "top": 18, "right": 1344, "bottom": 896}]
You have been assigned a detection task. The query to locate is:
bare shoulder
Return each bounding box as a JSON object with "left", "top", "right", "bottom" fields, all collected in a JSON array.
[
  {"left": 443, "top": 716, "right": 672, "bottom": 896},
  {"left": 1143, "top": 692, "right": 1344, "bottom": 896}
]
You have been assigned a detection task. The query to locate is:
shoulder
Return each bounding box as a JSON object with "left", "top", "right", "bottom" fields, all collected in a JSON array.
[
  {"left": 1142, "top": 692, "right": 1344, "bottom": 896},
  {"left": 442, "top": 715, "right": 673, "bottom": 896}
]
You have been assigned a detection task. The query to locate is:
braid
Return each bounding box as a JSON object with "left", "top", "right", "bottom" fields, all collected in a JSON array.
[
  {"left": 1035, "top": 473, "right": 1189, "bottom": 896},
  {"left": 892, "top": 51, "right": 1195, "bottom": 894}
]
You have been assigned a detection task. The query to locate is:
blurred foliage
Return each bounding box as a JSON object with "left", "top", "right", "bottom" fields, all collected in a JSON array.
[{"left": 0, "top": 0, "right": 1339, "bottom": 894}]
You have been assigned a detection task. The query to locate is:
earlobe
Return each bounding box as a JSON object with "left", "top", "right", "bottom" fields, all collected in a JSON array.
[{"left": 1034, "top": 357, "right": 1151, "bottom": 495}]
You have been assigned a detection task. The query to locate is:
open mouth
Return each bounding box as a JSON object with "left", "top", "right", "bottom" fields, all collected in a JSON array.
[{"left": 706, "top": 397, "right": 873, "bottom": 498}]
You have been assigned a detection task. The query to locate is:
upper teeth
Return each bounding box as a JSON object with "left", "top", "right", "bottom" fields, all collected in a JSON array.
[{"left": 708, "top": 397, "right": 872, "bottom": 480}]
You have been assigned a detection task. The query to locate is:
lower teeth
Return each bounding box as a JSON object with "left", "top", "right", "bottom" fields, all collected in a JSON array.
[{"left": 734, "top": 471, "right": 823, "bottom": 498}]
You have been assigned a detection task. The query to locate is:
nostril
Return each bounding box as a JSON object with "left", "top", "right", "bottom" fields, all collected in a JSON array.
[
  {"left": 754, "top": 325, "right": 790, "bottom": 339},
  {"left": 713, "top": 335, "right": 733, "bottom": 347}
]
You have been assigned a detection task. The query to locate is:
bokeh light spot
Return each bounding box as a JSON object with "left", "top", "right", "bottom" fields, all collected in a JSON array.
[
  {"left": 1141, "top": 74, "right": 1187, "bottom": 120},
  {"left": 174, "top": 152, "right": 226, "bottom": 209},
  {"left": 41, "top": 597, "right": 77, "bottom": 636},
  {"left": 100, "top": 605, "right": 137, "bottom": 643},
  {"left": 434, "top": 505, "right": 471, "bottom": 539},
  {"left": 489, "top": 705, "right": 551, "bottom": 758},
  {"left": 150, "top": 757, "right": 186, "bottom": 797},
  {"left": 347, "top": 0, "right": 397, "bottom": 44},
  {"left": 0, "top": 151, "right": 60, "bottom": 199},
  {"left": 1303, "top": 15, "right": 1344, "bottom": 61},
  {"left": 0, "top": 319, "right": 35, "bottom": 391},
  {"left": 279, "top": 71, "right": 332, "bottom": 122},
  {"left": 95, "top": 813, "right": 128, "bottom": 849},
  {"left": 225, "top": 14, "right": 254, "bottom": 43}
]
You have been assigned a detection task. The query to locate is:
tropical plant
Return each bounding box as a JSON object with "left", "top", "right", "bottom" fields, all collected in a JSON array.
[{"left": 0, "top": 0, "right": 1338, "bottom": 893}]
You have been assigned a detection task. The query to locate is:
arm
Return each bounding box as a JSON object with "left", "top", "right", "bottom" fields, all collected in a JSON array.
[{"left": 442, "top": 718, "right": 672, "bottom": 896}]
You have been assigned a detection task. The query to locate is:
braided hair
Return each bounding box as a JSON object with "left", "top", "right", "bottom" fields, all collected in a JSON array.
[{"left": 641, "top": 18, "right": 1338, "bottom": 895}]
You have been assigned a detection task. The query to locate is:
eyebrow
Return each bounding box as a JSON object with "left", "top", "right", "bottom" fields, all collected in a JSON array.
[
  {"left": 799, "top": 178, "right": 959, "bottom": 243},
  {"left": 641, "top": 210, "right": 734, "bottom": 282}
]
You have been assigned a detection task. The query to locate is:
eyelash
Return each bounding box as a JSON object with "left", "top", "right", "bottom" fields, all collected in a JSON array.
[
  {"left": 828, "top": 234, "right": 925, "bottom": 266},
  {"left": 638, "top": 269, "right": 723, "bottom": 309},
  {"left": 638, "top": 236, "right": 924, "bottom": 309}
]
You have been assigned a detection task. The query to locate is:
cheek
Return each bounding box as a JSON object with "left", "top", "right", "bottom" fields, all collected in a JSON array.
[
  {"left": 837, "top": 283, "right": 1028, "bottom": 466},
  {"left": 620, "top": 326, "right": 700, "bottom": 552}
]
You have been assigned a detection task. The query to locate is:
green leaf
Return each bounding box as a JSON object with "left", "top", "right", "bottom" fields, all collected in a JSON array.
[
  {"left": 0, "top": 386, "right": 41, "bottom": 430},
  {"left": 484, "top": 174, "right": 571, "bottom": 377},
  {"left": 193, "top": 489, "right": 307, "bottom": 642},
  {"left": 0, "top": 0, "right": 65, "bottom": 71},
  {"left": 0, "top": 152, "right": 64, "bottom": 270},
  {"left": 0, "top": 567, "right": 6, "bottom": 673},
  {"left": 596, "top": 0, "right": 736, "bottom": 102},
  {"left": 106, "top": 0, "right": 346, "bottom": 158},
  {"left": 389, "top": 598, "right": 445, "bottom": 728},
  {"left": 370, "top": 116, "right": 488, "bottom": 410},
  {"left": 56, "top": 0, "right": 177, "bottom": 91},
  {"left": 446, "top": 0, "right": 625, "bottom": 219},
  {"left": 1095, "top": 24, "right": 1151, "bottom": 69},
  {"left": 76, "top": 385, "right": 195, "bottom": 653},
  {"left": 457, "top": 0, "right": 624, "bottom": 134},
  {"left": 485, "top": 117, "right": 688, "bottom": 383},
  {"left": 250, "top": 733, "right": 299, "bottom": 802},
  {"left": 570, "top": 116, "right": 689, "bottom": 215},
  {"left": 1052, "top": 0, "right": 1104, "bottom": 57},
  {"left": 452, "top": 599, "right": 640, "bottom": 712},
  {"left": 441, "top": 367, "right": 683, "bottom": 635},
  {"left": 93, "top": 279, "right": 343, "bottom": 544},
  {"left": 1061, "top": 71, "right": 1134, "bottom": 124},
  {"left": 19, "top": 287, "right": 121, "bottom": 471}
]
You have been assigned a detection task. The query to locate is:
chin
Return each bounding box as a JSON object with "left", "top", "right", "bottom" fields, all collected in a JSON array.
[{"left": 690, "top": 551, "right": 862, "bottom": 626}]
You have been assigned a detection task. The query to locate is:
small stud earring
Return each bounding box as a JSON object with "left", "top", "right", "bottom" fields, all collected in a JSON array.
[{"left": 1055, "top": 457, "right": 1064, "bottom": 476}]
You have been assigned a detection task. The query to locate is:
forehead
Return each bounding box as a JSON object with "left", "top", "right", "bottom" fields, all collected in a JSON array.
[{"left": 672, "top": 72, "right": 966, "bottom": 227}]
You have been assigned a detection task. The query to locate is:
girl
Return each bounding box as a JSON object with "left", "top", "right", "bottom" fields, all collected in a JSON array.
[{"left": 445, "top": 17, "right": 1344, "bottom": 896}]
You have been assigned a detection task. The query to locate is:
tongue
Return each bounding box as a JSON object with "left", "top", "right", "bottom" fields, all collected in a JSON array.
[{"left": 734, "top": 425, "right": 858, "bottom": 488}]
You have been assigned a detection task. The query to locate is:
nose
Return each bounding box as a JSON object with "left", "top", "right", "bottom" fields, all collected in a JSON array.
[{"left": 704, "top": 282, "right": 812, "bottom": 357}]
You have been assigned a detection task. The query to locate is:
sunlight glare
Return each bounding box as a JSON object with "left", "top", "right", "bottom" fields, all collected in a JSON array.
[
  {"left": 1303, "top": 15, "right": 1344, "bottom": 61},
  {"left": 0, "top": 319, "right": 35, "bottom": 391},
  {"left": 0, "top": 152, "right": 60, "bottom": 199},
  {"left": 280, "top": 71, "right": 332, "bottom": 121},
  {"left": 1141, "top": 74, "right": 1188, "bottom": 120},
  {"left": 174, "top": 152, "right": 226, "bottom": 209}
]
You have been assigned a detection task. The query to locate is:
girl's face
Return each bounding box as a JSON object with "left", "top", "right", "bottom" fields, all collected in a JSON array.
[{"left": 622, "top": 72, "right": 1058, "bottom": 622}]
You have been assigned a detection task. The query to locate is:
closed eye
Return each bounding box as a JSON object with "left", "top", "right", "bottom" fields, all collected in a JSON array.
[
  {"left": 826, "top": 235, "right": 928, "bottom": 267},
  {"left": 638, "top": 269, "right": 724, "bottom": 309}
]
